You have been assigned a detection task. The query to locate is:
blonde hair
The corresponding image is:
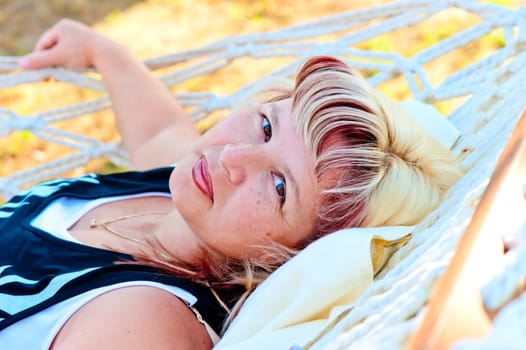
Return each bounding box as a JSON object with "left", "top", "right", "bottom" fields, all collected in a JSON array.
[{"left": 292, "top": 56, "right": 462, "bottom": 236}]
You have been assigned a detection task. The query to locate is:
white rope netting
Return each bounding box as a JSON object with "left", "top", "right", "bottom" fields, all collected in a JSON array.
[{"left": 1, "top": 0, "right": 526, "bottom": 348}]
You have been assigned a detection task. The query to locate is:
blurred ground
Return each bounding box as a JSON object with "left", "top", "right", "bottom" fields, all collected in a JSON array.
[
  {"left": 0, "top": 0, "right": 385, "bottom": 57},
  {"left": 0, "top": 0, "right": 136, "bottom": 55}
]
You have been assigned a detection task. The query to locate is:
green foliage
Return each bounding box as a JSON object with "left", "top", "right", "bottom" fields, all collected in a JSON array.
[
  {"left": 482, "top": 30, "right": 506, "bottom": 49},
  {"left": 359, "top": 36, "right": 394, "bottom": 52},
  {"left": 483, "top": 0, "right": 512, "bottom": 6},
  {"left": 0, "top": 131, "right": 36, "bottom": 158},
  {"left": 104, "top": 8, "right": 123, "bottom": 23},
  {"left": 101, "top": 161, "right": 128, "bottom": 174}
]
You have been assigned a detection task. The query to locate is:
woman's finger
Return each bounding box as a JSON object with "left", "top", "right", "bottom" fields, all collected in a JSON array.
[
  {"left": 34, "top": 27, "right": 60, "bottom": 52},
  {"left": 19, "top": 49, "right": 60, "bottom": 70}
]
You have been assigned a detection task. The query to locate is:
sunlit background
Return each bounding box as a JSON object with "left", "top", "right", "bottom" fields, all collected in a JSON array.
[{"left": 1, "top": 0, "right": 525, "bottom": 188}]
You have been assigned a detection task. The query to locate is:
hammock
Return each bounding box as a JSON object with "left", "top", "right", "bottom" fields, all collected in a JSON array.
[{"left": 1, "top": 0, "right": 525, "bottom": 348}]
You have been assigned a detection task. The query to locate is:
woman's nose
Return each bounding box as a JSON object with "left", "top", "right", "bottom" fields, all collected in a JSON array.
[{"left": 219, "top": 143, "right": 265, "bottom": 185}]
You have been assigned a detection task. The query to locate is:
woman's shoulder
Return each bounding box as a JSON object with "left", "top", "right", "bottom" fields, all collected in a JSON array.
[{"left": 51, "top": 286, "right": 212, "bottom": 350}]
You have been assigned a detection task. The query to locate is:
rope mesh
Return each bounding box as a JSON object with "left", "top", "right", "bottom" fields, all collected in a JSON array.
[{"left": 1, "top": 0, "right": 526, "bottom": 348}]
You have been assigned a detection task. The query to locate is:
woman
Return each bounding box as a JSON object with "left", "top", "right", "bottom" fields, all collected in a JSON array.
[{"left": 2, "top": 19, "right": 462, "bottom": 349}]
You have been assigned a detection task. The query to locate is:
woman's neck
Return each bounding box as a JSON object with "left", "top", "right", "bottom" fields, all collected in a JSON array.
[
  {"left": 154, "top": 209, "right": 204, "bottom": 264},
  {"left": 68, "top": 196, "right": 204, "bottom": 264}
]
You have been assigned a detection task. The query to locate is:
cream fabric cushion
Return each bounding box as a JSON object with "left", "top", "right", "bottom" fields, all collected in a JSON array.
[{"left": 216, "top": 227, "right": 412, "bottom": 349}]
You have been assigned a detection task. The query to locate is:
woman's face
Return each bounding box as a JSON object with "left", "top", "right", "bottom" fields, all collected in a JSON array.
[{"left": 170, "top": 98, "right": 321, "bottom": 260}]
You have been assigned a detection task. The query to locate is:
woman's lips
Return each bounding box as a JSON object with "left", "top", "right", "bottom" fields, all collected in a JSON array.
[{"left": 192, "top": 155, "right": 214, "bottom": 201}]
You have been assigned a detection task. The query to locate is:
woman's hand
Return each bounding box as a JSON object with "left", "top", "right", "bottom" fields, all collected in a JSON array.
[
  {"left": 20, "top": 19, "right": 200, "bottom": 169},
  {"left": 20, "top": 19, "right": 117, "bottom": 71}
]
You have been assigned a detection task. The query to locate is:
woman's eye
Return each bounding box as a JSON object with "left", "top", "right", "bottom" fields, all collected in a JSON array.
[
  {"left": 261, "top": 114, "right": 272, "bottom": 142},
  {"left": 273, "top": 173, "right": 286, "bottom": 206}
]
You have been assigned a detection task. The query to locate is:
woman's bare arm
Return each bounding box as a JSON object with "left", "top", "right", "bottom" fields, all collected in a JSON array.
[
  {"left": 51, "top": 286, "right": 213, "bottom": 350},
  {"left": 21, "top": 19, "right": 200, "bottom": 169}
]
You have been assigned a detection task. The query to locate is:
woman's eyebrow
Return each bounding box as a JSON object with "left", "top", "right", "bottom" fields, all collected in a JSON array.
[
  {"left": 269, "top": 103, "right": 280, "bottom": 132},
  {"left": 283, "top": 162, "right": 301, "bottom": 211},
  {"left": 269, "top": 103, "right": 300, "bottom": 211}
]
